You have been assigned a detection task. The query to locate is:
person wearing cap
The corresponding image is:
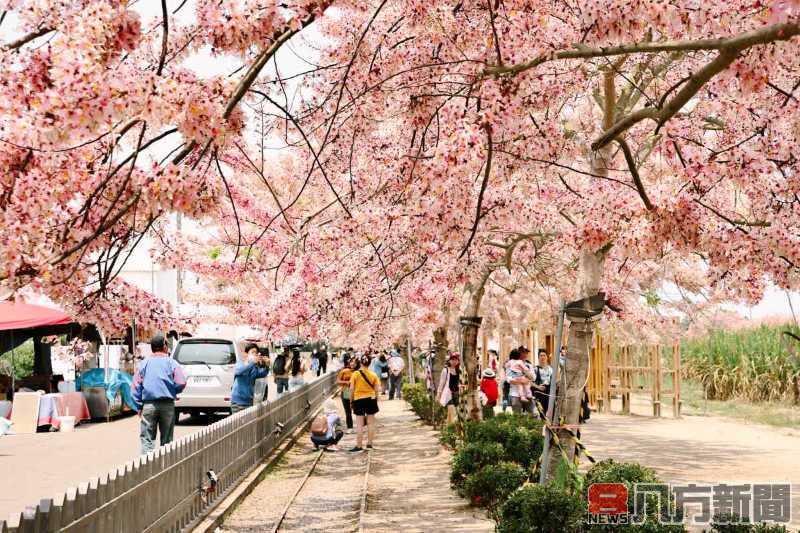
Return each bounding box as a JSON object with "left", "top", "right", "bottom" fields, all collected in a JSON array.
[
  {"left": 479, "top": 368, "right": 498, "bottom": 419},
  {"left": 437, "top": 353, "right": 462, "bottom": 425},
  {"left": 133, "top": 333, "right": 187, "bottom": 454}
]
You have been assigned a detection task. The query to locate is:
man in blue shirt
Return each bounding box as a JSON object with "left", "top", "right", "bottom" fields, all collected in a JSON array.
[
  {"left": 133, "top": 333, "right": 187, "bottom": 455},
  {"left": 230, "top": 343, "right": 269, "bottom": 413}
]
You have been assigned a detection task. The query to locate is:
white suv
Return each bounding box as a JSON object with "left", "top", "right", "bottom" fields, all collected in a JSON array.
[{"left": 172, "top": 337, "right": 239, "bottom": 416}]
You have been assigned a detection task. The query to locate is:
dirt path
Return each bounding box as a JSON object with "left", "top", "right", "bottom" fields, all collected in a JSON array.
[
  {"left": 581, "top": 407, "right": 800, "bottom": 530},
  {"left": 221, "top": 397, "right": 493, "bottom": 533}
]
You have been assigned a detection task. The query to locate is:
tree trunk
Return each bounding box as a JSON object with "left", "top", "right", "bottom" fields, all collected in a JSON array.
[
  {"left": 545, "top": 316, "right": 595, "bottom": 476},
  {"left": 460, "top": 316, "right": 483, "bottom": 421},
  {"left": 432, "top": 325, "right": 448, "bottom": 389},
  {"left": 544, "top": 68, "right": 617, "bottom": 479}
]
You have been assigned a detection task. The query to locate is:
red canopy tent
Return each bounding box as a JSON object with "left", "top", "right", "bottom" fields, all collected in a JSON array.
[
  {"left": 0, "top": 301, "right": 76, "bottom": 397},
  {"left": 0, "top": 301, "right": 73, "bottom": 331}
]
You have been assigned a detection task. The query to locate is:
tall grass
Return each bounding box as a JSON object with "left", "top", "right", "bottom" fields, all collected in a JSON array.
[{"left": 682, "top": 323, "right": 800, "bottom": 403}]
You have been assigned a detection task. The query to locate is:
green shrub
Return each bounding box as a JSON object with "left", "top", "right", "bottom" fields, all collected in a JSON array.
[
  {"left": 0, "top": 340, "right": 35, "bottom": 379},
  {"left": 438, "top": 423, "right": 460, "bottom": 448},
  {"left": 752, "top": 525, "right": 789, "bottom": 533},
  {"left": 402, "top": 382, "right": 445, "bottom": 425},
  {"left": 462, "top": 462, "right": 527, "bottom": 518},
  {"left": 710, "top": 515, "right": 789, "bottom": 533},
  {"left": 585, "top": 459, "right": 661, "bottom": 487},
  {"left": 498, "top": 483, "right": 586, "bottom": 533},
  {"left": 450, "top": 441, "right": 505, "bottom": 488},
  {"left": 463, "top": 413, "right": 544, "bottom": 468},
  {"left": 585, "top": 459, "right": 685, "bottom": 533}
]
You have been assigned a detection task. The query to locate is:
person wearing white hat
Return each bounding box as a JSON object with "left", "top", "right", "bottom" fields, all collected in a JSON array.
[{"left": 480, "top": 368, "right": 499, "bottom": 419}]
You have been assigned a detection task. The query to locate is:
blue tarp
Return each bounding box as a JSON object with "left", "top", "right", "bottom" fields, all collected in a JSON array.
[{"left": 77, "top": 369, "right": 137, "bottom": 411}]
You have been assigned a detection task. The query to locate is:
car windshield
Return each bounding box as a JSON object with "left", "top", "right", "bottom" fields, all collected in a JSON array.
[{"left": 174, "top": 341, "right": 236, "bottom": 365}]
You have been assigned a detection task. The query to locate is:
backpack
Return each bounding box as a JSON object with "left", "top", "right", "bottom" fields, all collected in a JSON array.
[
  {"left": 310, "top": 414, "right": 328, "bottom": 436},
  {"left": 272, "top": 355, "right": 287, "bottom": 375}
]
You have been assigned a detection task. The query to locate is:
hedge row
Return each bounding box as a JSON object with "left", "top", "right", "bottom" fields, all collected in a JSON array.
[{"left": 402, "top": 383, "right": 786, "bottom": 533}]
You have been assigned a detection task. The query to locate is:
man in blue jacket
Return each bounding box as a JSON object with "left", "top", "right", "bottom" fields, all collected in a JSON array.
[
  {"left": 230, "top": 343, "right": 269, "bottom": 413},
  {"left": 133, "top": 333, "right": 187, "bottom": 454}
]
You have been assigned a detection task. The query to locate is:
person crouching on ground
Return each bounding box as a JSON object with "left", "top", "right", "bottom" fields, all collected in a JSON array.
[
  {"left": 349, "top": 354, "right": 380, "bottom": 452},
  {"left": 310, "top": 399, "right": 344, "bottom": 452},
  {"left": 479, "top": 369, "right": 498, "bottom": 419},
  {"left": 230, "top": 343, "right": 269, "bottom": 414},
  {"left": 133, "top": 333, "right": 187, "bottom": 455}
]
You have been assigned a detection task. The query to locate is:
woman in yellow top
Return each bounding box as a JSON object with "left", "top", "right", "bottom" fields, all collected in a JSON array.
[
  {"left": 349, "top": 354, "right": 380, "bottom": 452},
  {"left": 337, "top": 355, "right": 355, "bottom": 432}
]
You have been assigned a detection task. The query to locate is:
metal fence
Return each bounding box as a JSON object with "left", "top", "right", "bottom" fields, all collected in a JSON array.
[{"left": 1, "top": 373, "right": 337, "bottom": 533}]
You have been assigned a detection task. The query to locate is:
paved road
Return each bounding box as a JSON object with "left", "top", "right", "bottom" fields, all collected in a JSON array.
[{"left": 0, "top": 370, "right": 325, "bottom": 524}]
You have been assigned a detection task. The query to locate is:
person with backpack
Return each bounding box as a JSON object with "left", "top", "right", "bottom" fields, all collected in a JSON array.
[
  {"left": 272, "top": 346, "right": 290, "bottom": 396},
  {"left": 288, "top": 349, "right": 307, "bottom": 390},
  {"left": 310, "top": 399, "right": 344, "bottom": 452},
  {"left": 230, "top": 343, "right": 269, "bottom": 413},
  {"left": 349, "top": 354, "right": 380, "bottom": 452},
  {"left": 337, "top": 354, "right": 355, "bottom": 432}
]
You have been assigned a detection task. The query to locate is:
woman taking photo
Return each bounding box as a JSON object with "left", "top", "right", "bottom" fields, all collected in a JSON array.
[
  {"left": 349, "top": 354, "right": 380, "bottom": 452},
  {"left": 437, "top": 353, "right": 462, "bottom": 425}
]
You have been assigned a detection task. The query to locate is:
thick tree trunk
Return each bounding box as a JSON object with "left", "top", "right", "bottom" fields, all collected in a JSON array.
[
  {"left": 432, "top": 325, "right": 448, "bottom": 389},
  {"left": 460, "top": 316, "right": 483, "bottom": 421},
  {"left": 545, "top": 316, "right": 595, "bottom": 476},
  {"left": 544, "top": 69, "right": 615, "bottom": 479}
]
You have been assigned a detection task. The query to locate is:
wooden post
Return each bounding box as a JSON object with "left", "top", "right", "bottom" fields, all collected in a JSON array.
[
  {"left": 481, "top": 328, "right": 488, "bottom": 370},
  {"left": 621, "top": 346, "right": 630, "bottom": 415},
  {"left": 601, "top": 338, "right": 610, "bottom": 413},
  {"left": 673, "top": 342, "right": 682, "bottom": 418},
  {"left": 652, "top": 345, "right": 662, "bottom": 417}
]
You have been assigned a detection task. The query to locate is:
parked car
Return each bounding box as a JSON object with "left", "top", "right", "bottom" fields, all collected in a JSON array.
[{"left": 172, "top": 337, "right": 239, "bottom": 417}]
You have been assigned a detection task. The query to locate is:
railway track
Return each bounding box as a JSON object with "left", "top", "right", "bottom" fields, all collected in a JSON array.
[{"left": 269, "top": 442, "right": 372, "bottom": 532}]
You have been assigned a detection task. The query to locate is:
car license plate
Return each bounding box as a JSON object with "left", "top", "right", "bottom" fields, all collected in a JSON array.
[{"left": 191, "top": 376, "right": 216, "bottom": 385}]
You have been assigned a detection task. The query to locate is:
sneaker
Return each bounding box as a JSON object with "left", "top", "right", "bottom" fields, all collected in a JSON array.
[
  {"left": 346, "top": 428, "right": 355, "bottom": 434},
  {"left": 349, "top": 446, "right": 364, "bottom": 452},
  {"left": 325, "top": 445, "right": 339, "bottom": 452},
  {"left": 366, "top": 444, "right": 373, "bottom": 449}
]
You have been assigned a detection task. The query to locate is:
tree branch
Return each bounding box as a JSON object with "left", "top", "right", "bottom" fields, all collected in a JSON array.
[
  {"left": 156, "top": 0, "right": 169, "bottom": 76},
  {"left": 3, "top": 26, "right": 54, "bottom": 51},
  {"left": 459, "top": 130, "right": 493, "bottom": 259},
  {"left": 615, "top": 137, "right": 654, "bottom": 210},
  {"left": 485, "top": 22, "right": 800, "bottom": 77}
]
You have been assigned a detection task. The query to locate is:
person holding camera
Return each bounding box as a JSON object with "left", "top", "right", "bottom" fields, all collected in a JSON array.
[{"left": 230, "top": 343, "right": 269, "bottom": 414}]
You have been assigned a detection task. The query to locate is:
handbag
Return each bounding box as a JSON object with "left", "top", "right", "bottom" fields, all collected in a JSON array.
[{"left": 357, "top": 370, "right": 377, "bottom": 399}]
